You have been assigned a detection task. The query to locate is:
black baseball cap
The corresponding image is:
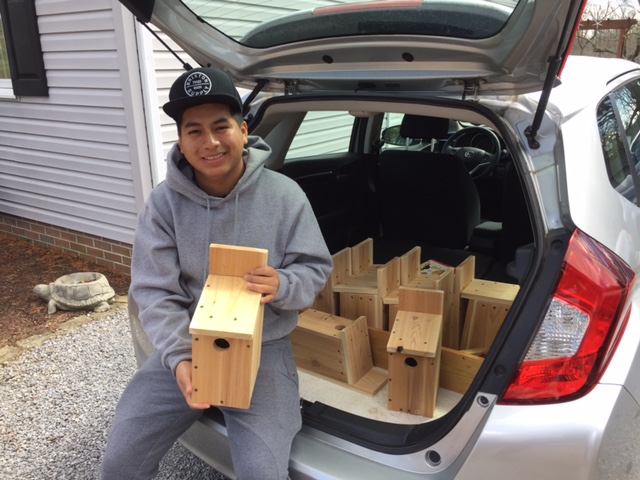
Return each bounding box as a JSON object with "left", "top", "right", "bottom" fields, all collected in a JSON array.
[{"left": 162, "top": 67, "right": 243, "bottom": 121}]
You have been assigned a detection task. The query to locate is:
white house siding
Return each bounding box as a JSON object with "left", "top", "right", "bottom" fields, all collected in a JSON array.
[
  {"left": 0, "top": 0, "right": 151, "bottom": 246},
  {"left": 152, "top": 33, "right": 196, "bottom": 168}
]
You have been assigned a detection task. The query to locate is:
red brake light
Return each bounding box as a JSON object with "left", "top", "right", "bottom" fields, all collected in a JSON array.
[{"left": 500, "top": 230, "right": 635, "bottom": 404}]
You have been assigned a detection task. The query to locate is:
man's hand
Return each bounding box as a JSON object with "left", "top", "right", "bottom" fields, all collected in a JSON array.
[
  {"left": 244, "top": 266, "right": 280, "bottom": 304},
  {"left": 175, "top": 361, "right": 211, "bottom": 410}
]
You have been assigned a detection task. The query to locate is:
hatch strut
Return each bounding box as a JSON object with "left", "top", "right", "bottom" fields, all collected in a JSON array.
[
  {"left": 138, "top": 22, "right": 193, "bottom": 71},
  {"left": 525, "top": 0, "right": 586, "bottom": 149},
  {"left": 242, "top": 79, "right": 269, "bottom": 118},
  {"left": 523, "top": 55, "right": 562, "bottom": 149}
]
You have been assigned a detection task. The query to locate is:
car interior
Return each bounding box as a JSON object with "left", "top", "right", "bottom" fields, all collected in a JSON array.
[{"left": 251, "top": 96, "right": 535, "bottom": 286}]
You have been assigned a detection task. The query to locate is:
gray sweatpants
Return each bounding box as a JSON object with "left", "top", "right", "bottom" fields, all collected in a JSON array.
[{"left": 101, "top": 336, "right": 301, "bottom": 480}]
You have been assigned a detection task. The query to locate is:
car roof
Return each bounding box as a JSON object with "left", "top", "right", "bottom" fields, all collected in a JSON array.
[{"left": 544, "top": 56, "right": 640, "bottom": 117}]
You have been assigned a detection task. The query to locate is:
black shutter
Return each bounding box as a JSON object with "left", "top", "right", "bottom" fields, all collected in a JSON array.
[{"left": 0, "top": 0, "right": 48, "bottom": 97}]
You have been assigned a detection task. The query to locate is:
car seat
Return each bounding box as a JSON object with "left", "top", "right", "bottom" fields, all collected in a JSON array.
[
  {"left": 398, "top": 114, "right": 450, "bottom": 151},
  {"left": 377, "top": 115, "right": 481, "bottom": 250}
]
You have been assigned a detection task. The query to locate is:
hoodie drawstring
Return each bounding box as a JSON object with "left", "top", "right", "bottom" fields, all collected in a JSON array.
[
  {"left": 233, "top": 193, "right": 239, "bottom": 245},
  {"left": 204, "top": 197, "right": 212, "bottom": 284}
]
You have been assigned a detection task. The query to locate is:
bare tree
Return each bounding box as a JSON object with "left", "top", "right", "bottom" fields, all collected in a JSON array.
[{"left": 573, "top": 0, "right": 639, "bottom": 61}]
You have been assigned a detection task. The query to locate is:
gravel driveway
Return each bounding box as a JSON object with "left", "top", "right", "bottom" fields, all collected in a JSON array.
[{"left": 0, "top": 310, "right": 229, "bottom": 479}]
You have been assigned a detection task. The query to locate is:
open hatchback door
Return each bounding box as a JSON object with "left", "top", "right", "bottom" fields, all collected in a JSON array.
[{"left": 120, "top": 0, "right": 586, "bottom": 98}]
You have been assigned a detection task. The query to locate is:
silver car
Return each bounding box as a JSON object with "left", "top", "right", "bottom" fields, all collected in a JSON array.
[{"left": 120, "top": 1, "right": 640, "bottom": 478}]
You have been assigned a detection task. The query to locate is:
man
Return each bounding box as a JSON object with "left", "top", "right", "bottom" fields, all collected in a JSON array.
[{"left": 101, "top": 67, "right": 332, "bottom": 479}]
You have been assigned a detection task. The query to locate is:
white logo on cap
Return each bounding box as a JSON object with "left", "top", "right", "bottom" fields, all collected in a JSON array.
[{"left": 184, "top": 72, "right": 212, "bottom": 97}]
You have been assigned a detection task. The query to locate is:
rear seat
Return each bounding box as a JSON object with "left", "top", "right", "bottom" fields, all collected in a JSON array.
[{"left": 374, "top": 114, "right": 495, "bottom": 277}]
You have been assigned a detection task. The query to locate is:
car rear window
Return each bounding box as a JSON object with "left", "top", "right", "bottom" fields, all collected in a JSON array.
[{"left": 181, "top": 0, "right": 519, "bottom": 47}]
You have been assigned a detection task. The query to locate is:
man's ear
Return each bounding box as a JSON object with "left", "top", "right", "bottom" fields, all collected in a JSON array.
[{"left": 242, "top": 121, "right": 249, "bottom": 145}]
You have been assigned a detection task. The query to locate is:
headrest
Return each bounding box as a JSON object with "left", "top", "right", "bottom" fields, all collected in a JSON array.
[{"left": 399, "top": 115, "right": 450, "bottom": 140}]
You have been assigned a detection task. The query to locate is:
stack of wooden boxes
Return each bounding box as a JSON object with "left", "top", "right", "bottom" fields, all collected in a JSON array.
[{"left": 294, "top": 238, "right": 521, "bottom": 418}]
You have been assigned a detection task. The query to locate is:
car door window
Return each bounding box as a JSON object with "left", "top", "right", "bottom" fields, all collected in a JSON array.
[
  {"left": 286, "top": 111, "right": 354, "bottom": 159},
  {"left": 280, "top": 110, "right": 369, "bottom": 253},
  {"left": 613, "top": 80, "right": 640, "bottom": 174},
  {"left": 597, "top": 85, "right": 640, "bottom": 204}
]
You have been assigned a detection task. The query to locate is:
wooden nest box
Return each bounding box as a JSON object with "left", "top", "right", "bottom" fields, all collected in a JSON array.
[
  {"left": 291, "top": 309, "right": 387, "bottom": 395},
  {"left": 189, "top": 244, "right": 268, "bottom": 409},
  {"left": 387, "top": 287, "right": 444, "bottom": 418}
]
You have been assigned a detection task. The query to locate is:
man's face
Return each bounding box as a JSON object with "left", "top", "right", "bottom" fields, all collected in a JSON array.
[{"left": 178, "top": 103, "right": 248, "bottom": 197}]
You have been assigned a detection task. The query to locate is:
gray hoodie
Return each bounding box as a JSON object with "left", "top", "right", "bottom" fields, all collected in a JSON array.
[{"left": 130, "top": 136, "right": 332, "bottom": 374}]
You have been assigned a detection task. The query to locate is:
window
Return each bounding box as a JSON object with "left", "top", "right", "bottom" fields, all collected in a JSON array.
[
  {"left": 0, "top": 13, "right": 12, "bottom": 97},
  {"left": 613, "top": 81, "right": 640, "bottom": 175},
  {"left": 0, "top": 0, "right": 48, "bottom": 97},
  {"left": 286, "top": 111, "right": 354, "bottom": 159},
  {"left": 597, "top": 79, "right": 640, "bottom": 204}
]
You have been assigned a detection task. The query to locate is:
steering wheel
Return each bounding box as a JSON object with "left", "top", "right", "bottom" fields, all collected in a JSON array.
[{"left": 441, "top": 126, "right": 502, "bottom": 179}]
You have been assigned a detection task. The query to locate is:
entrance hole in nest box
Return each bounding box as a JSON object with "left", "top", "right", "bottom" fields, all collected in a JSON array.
[
  {"left": 214, "top": 338, "right": 231, "bottom": 351},
  {"left": 405, "top": 357, "right": 418, "bottom": 368}
]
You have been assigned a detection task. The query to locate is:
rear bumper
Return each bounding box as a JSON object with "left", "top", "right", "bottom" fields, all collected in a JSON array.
[{"left": 177, "top": 383, "right": 640, "bottom": 480}]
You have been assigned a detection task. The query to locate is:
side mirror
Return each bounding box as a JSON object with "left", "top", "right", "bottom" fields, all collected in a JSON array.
[{"left": 381, "top": 125, "right": 421, "bottom": 146}]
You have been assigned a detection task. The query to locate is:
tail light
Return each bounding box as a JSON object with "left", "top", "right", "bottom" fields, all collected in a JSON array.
[{"left": 500, "top": 229, "right": 635, "bottom": 404}]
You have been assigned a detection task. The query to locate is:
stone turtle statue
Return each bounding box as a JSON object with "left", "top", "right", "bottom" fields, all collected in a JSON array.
[{"left": 33, "top": 272, "right": 116, "bottom": 315}]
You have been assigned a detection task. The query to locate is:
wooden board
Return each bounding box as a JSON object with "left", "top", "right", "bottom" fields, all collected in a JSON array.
[
  {"left": 451, "top": 255, "right": 476, "bottom": 349},
  {"left": 368, "top": 326, "right": 390, "bottom": 369},
  {"left": 209, "top": 244, "right": 268, "bottom": 278},
  {"left": 351, "top": 367, "right": 388, "bottom": 395},
  {"left": 339, "top": 292, "right": 384, "bottom": 328},
  {"left": 387, "top": 310, "right": 441, "bottom": 357},
  {"left": 350, "top": 237, "right": 373, "bottom": 275},
  {"left": 312, "top": 247, "right": 351, "bottom": 314},
  {"left": 440, "top": 347, "right": 485, "bottom": 394},
  {"left": 400, "top": 246, "right": 421, "bottom": 285},
  {"left": 299, "top": 365, "right": 388, "bottom": 396},
  {"left": 190, "top": 275, "right": 262, "bottom": 338},
  {"left": 398, "top": 286, "right": 443, "bottom": 317},
  {"left": 332, "top": 272, "right": 379, "bottom": 294},
  {"left": 377, "top": 256, "right": 400, "bottom": 298},
  {"left": 460, "top": 302, "right": 511, "bottom": 350},
  {"left": 461, "top": 279, "right": 519, "bottom": 305},
  {"left": 192, "top": 244, "right": 268, "bottom": 337},
  {"left": 342, "top": 315, "right": 374, "bottom": 384}
]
